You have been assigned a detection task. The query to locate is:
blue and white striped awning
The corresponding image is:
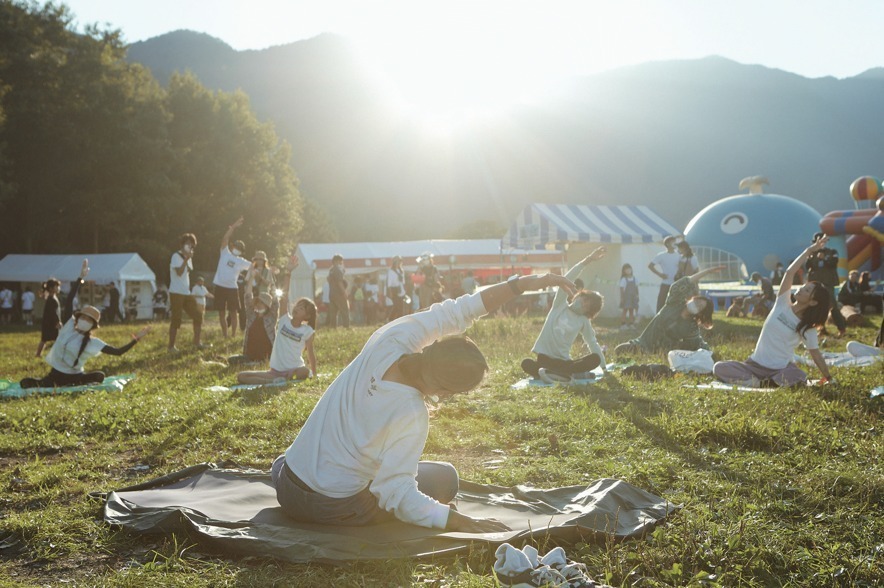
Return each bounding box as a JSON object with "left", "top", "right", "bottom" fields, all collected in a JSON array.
[{"left": 505, "top": 204, "right": 680, "bottom": 248}]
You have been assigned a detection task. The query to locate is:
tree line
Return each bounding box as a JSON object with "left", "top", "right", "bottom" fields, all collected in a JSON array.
[{"left": 0, "top": 1, "right": 337, "bottom": 283}]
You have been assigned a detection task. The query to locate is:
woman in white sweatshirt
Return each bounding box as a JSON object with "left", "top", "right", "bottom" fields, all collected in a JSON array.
[{"left": 271, "top": 271, "right": 575, "bottom": 533}]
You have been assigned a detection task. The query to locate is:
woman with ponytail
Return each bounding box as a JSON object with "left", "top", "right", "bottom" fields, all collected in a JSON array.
[
  {"left": 713, "top": 236, "right": 835, "bottom": 387},
  {"left": 20, "top": 260, "right": 150, "bottom": 389}
]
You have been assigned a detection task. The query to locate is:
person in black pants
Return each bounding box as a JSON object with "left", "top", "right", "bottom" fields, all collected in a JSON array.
[
  {"left": 805, "top": 232, "right": 847, "bottom": 337},
  {"left": 104, "top": 282, "right": 122, "bottom": 324},
  {"left": 20, "top": 259, "right": 150, "bottom": 389}
]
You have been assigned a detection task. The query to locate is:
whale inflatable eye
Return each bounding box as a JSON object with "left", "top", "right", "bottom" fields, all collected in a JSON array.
[{"left": 721, "top": 212, "right": 748, "bottom": 235}]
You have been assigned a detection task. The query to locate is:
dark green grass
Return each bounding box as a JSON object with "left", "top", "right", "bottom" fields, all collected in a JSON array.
[{"left": 0, "top": 312, "right": 881, "bottom": 587}]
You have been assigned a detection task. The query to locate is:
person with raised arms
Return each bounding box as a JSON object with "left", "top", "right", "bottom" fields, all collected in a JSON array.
[
  {"left": 270, "top": 271, "right": 575, "bottom": 533},
  {"left": 713, "top": 236, "right": 835, "bottom": 387},
  {"left": 212, "top": 216, "right": 251, "bottom": 338}
]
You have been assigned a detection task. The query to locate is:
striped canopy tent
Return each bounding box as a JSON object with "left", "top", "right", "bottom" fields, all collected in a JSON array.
[
  {"left": 504, "top": 204, "right": 681, "bottom": 318},
  {"left": 504, "top": 204, "right": 680, "bottom": 249}
]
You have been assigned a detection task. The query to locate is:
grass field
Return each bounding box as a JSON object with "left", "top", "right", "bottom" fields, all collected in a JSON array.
[{"left": 0, "top": 310, "right": 881, "bottom": 587}]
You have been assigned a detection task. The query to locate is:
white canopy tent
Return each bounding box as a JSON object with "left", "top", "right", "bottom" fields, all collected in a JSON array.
[
  {"left": 0, "top": 253, "right": 157, "bottom": 320},
  {"left": 289, "top": 239, "right": 564, "bottom": 303},
  {"left": 503, "top": 204, "right": 682, "bottom": 318}
]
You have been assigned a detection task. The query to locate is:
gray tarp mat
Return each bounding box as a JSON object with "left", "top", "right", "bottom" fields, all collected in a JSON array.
[{"left": 101, "top": 463, "right": 678, "bottom": 563}]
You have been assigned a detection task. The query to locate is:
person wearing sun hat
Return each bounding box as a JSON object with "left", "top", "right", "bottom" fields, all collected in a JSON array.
[
  {"left": 271, "top": 270, "right": 576, "bottom": 532},
  {"left": 20, "top": 259, "right": 151, "bottom": 389},
  {"left": 249, "top": 250, "right": 276, "bottom": 297}
]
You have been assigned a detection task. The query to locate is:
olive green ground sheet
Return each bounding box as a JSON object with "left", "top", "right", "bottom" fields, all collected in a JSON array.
[{"left": 100, "top": 463, "right": 679, "bottom": 563}]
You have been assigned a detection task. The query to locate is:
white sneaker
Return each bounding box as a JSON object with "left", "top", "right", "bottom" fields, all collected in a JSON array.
[
  {"left": 540, "top": 546, "right": 610, "bottom": 587},
  {"left": 538, "top": 368, "right": 573, "bottom": 385},
  {"left": 494, "top": 543, "right": 569, "bottom": 587},
  {"left": 521, "top": 544, "right": 541, "bottom": 568}
]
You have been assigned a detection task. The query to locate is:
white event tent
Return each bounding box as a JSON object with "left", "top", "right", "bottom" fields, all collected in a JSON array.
[
  {"left": 0, "top": 253, "right": 157, "bottom": 319},
  {"left": 289, "top": 239, "right": 565, "bottom": 302}
]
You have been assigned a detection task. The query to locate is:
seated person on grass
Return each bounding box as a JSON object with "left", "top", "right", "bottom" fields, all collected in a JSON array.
[
  {"left": 520, "top": 246, "right": 608, "bottom": 382},
  {"left": 227, "top": 273, "right": 279, "bottom": 366},
  {"left": 20, "top": 260, "right": 150, "bottom": 389},
  {"left": 712, "top": 236, "right": 835, "bottom": 387},
  {"left": 270, "top": 272, "right": 575, "bottom": 533},
  {"left": 236, "top": 295, "right": 317, "bottom": 385},
  {"left": 614, "top": 265, "right": 724, "bottom": 357}
]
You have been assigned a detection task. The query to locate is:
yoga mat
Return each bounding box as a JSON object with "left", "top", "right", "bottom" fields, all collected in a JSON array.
[
  {"left": 99, "top": 463, "right": 678, "bottom": 563},
  {"left": 0, "top": 374, "right": 135, "bottom": 399}
]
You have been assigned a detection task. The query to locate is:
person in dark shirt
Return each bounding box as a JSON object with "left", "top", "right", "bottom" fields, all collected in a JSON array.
[
  {"left": 326, "top": 254, "right": 349, "bottom": 328},
  {"left": 36, "top": 278, "right": 62, "bottom": 357},
  {"left": 805, "top": 232, "right": 846, "bottom": 337},
  {"left": 751, "top": 272, "right": 776, "bottom": 313}
]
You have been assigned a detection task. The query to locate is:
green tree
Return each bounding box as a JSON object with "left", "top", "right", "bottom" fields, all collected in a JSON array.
[
  {"left": 0, "top": 1, "right": 172, "bottom": 256},
  {"left": 163, "top": 72, "right": 303, "bottom": 271},
  {"left": 0, "top": 1, "right": 304, "bottom": 283},
  {"left": 297, "top": 197, "right": 338, "bottom": 243}
]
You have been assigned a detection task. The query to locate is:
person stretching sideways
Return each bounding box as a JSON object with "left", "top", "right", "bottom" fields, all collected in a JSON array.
[
  {"left": 713, "top": 235, "right": 835, "bottom": 387},
  {"left": 520, "top": 246, "right": 608, "bottom": 382},
  {"left": 270, "top": 272, "right": 575, "bottom": 532},
  {"left": 21, "top": 260, "right": 150, "bottom": 388}
]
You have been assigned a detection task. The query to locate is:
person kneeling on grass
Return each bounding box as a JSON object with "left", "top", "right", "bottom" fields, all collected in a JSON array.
[
  {"left": 521, "top": 246, "right": 608, "bottom": 382},
  {"left": 713, "top": 236, "right": 835, "bottom": 387},
  {"left": 614, "top": 265, "right": 725, "bottom": 357},
  {"left": 236, "top": 297, "right": 317, "bottom": 384},
  {"left": 270, "top": 272, "right": 575, "bottom": 532},
  {"left": 20, "top": 260, "right": 150, "bottom": 389}
]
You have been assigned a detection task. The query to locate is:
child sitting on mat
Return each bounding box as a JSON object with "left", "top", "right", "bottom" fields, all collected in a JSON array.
[
  {"left": 520, "top": 246, "right": 608, "bottom": 382},
  {"left": 713, "top": 236, "right": 835, "bottom": 387},
  {"left": 236, "top": 296, "right": 317, "bottom": 385},
  {"left": 20, "top": 260, "right": 150, "bottom": 389},
  {"left": 614, "top": 265, "right": 724, "bottom": 357}
]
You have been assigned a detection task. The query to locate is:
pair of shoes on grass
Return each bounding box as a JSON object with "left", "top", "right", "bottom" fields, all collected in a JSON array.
[{"left": 494, "top": 542, "right": 610, "bottom": 587}]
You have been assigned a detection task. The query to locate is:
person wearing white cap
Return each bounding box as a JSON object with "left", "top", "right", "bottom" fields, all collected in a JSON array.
[{"left": 20, "top": 260, "right": 150, "bottom": 388}]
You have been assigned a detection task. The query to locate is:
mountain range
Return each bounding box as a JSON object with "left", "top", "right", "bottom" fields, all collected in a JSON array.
[{"left": 127, "top": 31, "right": 884, "bottom": 242}]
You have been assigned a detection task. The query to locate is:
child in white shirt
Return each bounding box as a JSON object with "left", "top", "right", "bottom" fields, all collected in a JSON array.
[{"left": 190, "top": 277, "right": 214, "bottom": 316}]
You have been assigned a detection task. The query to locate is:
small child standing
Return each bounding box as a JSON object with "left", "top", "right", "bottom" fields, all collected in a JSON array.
[
  {"left": 21, "top": 287, "right": 36, "bottom": 326},
  {"left": 619, "top": 264, "right": 639, "bottom": 327},
  {"left": 190, "top": 277, "right": 214, "bottom": 317}
]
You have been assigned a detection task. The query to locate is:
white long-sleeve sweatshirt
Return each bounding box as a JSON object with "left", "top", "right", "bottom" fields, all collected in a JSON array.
[{"left": 284, "top": 292, "right": 487, "bottom": 528}]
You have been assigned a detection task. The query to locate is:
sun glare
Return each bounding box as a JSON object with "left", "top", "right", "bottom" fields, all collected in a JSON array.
[
  {"left": 348, "top": 1, "right": 663, "bottom": 133},
  {"left": 357, "top": 38, "right": 543, "bottom": 133},
  {"left": 350, "top": 8, "right": 576, "bottom": 133}
]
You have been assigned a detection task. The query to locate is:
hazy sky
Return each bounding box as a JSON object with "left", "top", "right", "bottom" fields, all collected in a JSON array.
[{"left": 59, "top": 0, "right": 884, "bottom": 126}]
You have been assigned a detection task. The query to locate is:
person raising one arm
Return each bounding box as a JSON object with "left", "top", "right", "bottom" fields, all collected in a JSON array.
[
  {"left": 615, "top": 265, "right": 725, "bottom": 357},
  {"left": 21, "top": 260, "right": 151, "bottom": 389},
  {"left": 713, "top": 236, "right": 834, "bottom": 387},
  {"left": 270, "top": 271, "right": 576, "bottom": 533}
]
